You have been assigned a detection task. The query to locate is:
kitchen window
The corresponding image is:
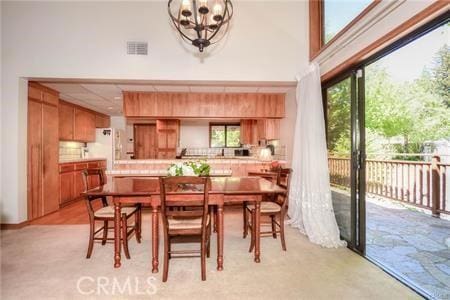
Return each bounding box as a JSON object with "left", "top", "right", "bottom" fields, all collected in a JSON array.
[{"left": 209, "top": 123, "right": 241, "bottom": 148}]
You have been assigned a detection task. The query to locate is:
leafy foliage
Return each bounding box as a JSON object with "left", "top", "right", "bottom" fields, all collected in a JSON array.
[
  {"left": 327, "top": 42, "right": 450, "bottom": 160},
  {"left": 167, "top": 161, "right": 210, "bottom": 176},
  {"left": 211, "top": 125, "right": 241, "bottom": 148}
]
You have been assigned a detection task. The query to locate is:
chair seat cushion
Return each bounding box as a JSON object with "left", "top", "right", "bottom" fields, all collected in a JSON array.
[
  {"left": 168, "top": 215, "right": 210, "bottom": 230},
  {"left": 247, "top": 201, "right": 281, "bottom": 213},
  {"left": 94, "top": 206, "right": 137, "bottom": 218}
]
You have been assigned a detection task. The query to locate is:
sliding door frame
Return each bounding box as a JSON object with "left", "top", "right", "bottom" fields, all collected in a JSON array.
[{"left": 322, "top": 69, "right": 365, "bottom": 252}]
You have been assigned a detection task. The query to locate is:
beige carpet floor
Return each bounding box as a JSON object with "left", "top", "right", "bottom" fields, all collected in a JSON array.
[{"left": 1, "top": 208, "right": 420, "bottom": 300}]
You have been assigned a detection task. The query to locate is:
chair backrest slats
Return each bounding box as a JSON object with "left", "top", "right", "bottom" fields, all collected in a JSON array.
[
  {"left": 82, "top": 168, "right": 106, "bottom": 193},
  {"left": 159, "top": 176, "right": 210, "bottom": 234},
  {"left": 276, "top": 168, "right": 292, "bottom": 209},
  {"left": 82, "top": 168, "right": 108, "bottom": 218}
]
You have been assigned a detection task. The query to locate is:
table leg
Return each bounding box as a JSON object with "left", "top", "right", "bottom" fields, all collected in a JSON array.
[
  {"left": 114, "top": 200, "right": 121, "bottom": 268},
  {"left": 254, "top": 199, "right": 261, "bottom": 263},
  {"left": 217, "top": 203, "right": 224, "bottom": 271},
  {"left": 151, "top": 206, "right": 159, "bottom": 273}
]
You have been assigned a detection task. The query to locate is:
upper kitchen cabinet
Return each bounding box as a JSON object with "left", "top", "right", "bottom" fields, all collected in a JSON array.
[
  {"left": 95, "top": 114, "right": 111, "bottom": 128},
  {"left": 240, "top": 120, "right": 258, "bottom": 145},
  {"left": 123, "top": 92, "right": 285, "bottom": 119},
  {"left": 74, "top": 108, "right": 96, "bottom": 142},
  {"left": 59, "top": 100, "right": 110, "bottom": 142},
  {"left": 257, "top": 119, "right": 280, "bottom": 140},
  {"left": 59, "top": 101, "right": 74, "bottom": 140}
]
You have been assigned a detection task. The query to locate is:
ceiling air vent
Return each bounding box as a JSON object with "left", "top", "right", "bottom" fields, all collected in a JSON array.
[{"left": 127, "top": 41, "right": 148, "bottom": 55}]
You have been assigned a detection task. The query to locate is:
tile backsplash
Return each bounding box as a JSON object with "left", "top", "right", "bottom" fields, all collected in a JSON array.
[{"left": 59, "top": 141, "right": 85, "bottom": 161}]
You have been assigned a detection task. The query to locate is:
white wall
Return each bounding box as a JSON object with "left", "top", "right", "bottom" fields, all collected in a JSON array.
[
  {"left": 1, "top": 1, "right": 308, "bottom": 223},
  {"left": 179, "top": 120, "right": 210, "bottom": 148}
]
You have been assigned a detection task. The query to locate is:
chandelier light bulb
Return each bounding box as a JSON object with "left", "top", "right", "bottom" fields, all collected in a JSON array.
[
  {"left": 198, "top": 0, "right": 209, "bottom": 14},
  {"left": 181, "top": 0, "right": 192, "bottom": 17},
  {"left": 180, "top": 16, "right": 190, "bottom": 27},
  {"left": 208, "top": 14, "right": 218, "bottom": 30},
  {"left": 213, "top": 3, "right": 223, "bottom": 21}
]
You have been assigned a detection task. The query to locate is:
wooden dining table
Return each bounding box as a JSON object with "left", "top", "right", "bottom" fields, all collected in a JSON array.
[{"left": 84, "top": 176, "right": 286, "bottom": 273}]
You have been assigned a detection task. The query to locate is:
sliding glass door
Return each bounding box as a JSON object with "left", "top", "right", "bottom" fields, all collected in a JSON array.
[
  {"left": 323, "top": 13, "right": 448, "bottom": 298},
  {"left": 324, "top": 72, "right": 365, "bottom": 251}
]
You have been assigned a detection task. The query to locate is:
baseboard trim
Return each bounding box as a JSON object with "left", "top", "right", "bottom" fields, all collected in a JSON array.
[{"left": 1, "top": 221, "right": 29, "bottom": 230}]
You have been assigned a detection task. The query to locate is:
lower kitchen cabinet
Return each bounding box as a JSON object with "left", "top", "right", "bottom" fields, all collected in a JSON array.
[
  {"left": 59, "top": 160, "right": 106, "bottom": 206},
  {"left": 60, "top": 172, "right": 75, "bottom": 204}
]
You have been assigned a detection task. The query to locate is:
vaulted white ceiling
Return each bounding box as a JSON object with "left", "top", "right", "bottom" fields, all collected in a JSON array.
[{"left": 40, "top": 82, "right": 295, "bottom": 116}]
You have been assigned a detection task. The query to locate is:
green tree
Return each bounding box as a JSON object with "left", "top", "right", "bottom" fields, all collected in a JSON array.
[{"left": 326, "top": 78, "right": 351, "bottom": 155}]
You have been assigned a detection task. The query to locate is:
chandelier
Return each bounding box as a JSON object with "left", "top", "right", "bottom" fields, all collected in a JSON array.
[{"left": 168, "top": 0, "right": 233, "bottom": 52}]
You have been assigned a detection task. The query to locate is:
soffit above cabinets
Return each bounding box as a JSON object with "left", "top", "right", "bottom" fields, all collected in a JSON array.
[{"left": 39, "top": 81, "right": 296, "bottom": 117}]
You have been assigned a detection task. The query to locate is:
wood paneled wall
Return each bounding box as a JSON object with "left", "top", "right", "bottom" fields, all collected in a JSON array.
[{"left": 123, "top": 92, "right": 285, "bottom": 119}]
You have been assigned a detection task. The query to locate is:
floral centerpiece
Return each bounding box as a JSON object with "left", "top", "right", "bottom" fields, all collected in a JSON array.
[{"left": 167, "top": 160, "right": 210, "bottom": 177}]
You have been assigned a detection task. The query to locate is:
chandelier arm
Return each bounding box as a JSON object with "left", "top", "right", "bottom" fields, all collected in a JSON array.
[
  {"left": 168, "top": 1, "right": 195, "bottom": 42},
  {"left": 209, "top": 17, "right": 230, "bottom": 45},
  {"left": 207, "top": 1, "right": 231, "bottom": 42},
  {"left": 192, "top": 0, "right": 202, "bottom": 40},
  {"left": 203, "top": 14, "right": 208, "bottom": 40}
]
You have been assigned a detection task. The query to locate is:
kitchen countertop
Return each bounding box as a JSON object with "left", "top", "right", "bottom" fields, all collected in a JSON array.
[
  {"left": 59, "top": 157, "right": 107, "bottom": 164},
  {"left": 115, "top": 158, "right": 287, "bottom": 164},
  {"left": 106, "top": 169, "right": 233, "bottom": 177}
]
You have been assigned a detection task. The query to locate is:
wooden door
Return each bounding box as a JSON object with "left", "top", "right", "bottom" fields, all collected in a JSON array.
[
  {"left": 156, "top": 120, "right": 179, "bottom": 159},
  {"left": 27, "top": 100, "right": 43, "bottom": 220},
  {"left": 134, "top": 124, "right": 157, "bottom": 159},
  {"left": 42, "top": 104, "right": 60, "bottom": 214}
]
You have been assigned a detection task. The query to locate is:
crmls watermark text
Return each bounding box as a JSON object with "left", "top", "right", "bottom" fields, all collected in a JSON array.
[{"left": 76, "top": 276, "right": 157, "bottom": 296}]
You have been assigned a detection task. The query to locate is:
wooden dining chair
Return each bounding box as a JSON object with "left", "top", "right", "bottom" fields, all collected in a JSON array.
[
  {"left": 159, "top": 176, "right": 212, "bottom": 282},
  {"left": 244, "top": 168, "right": 292, "bottom": 251},
  {"left": 82, "top": 168, "right": 142, "bottom": 259}
]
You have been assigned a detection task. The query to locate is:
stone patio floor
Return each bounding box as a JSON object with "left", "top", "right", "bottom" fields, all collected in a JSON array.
[{"left": 332, "top": 190, "right": 450, "bottom": 300}]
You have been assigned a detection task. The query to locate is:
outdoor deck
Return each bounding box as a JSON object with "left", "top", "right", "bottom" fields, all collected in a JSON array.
[{"left": 332, "top": 190, "right": 450, "bottom": 299}]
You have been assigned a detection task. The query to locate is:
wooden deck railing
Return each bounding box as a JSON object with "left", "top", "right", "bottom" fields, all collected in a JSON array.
[{"left": 328, "top": 155, "right": 450, "bottom": 216}]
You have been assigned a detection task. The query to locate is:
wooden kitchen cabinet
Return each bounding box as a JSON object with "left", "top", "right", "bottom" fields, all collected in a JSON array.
[
  {"left": 240, "top": 120, "right": 258, "bottom": 145},
  {"left": 27, "top": 82, "right": 60, "bottom": 220},
  {"left": 42, "top": 104, "right": 60, "bottom": 214},
  {"left": 59, "top": 160, "right": 106, "bottom": 206},
  {"left": 257, "top": 119, "right": 280, "bottom": 140},
  {"left": 73, "top": 170, "right": 85, "bottom": 200},
  {"left": 74, "top": 108, "right": 96, "bottom": 142},
  {"left": 27, "top": 100, "right": 43, "bottom": 220},
  {"left": 59, "top": 172, "right": 74, "bottom": 205},
  {"left": 59, "top": 100, "right": 110, "bottom": 141},
  {"left": 124, "top": 92, "right": 285, "bottom": 118},
  {"left": 59, "top": 101, "right": 75, "bottom": 140},
  {"left": 95, "top": 114, "right": 111, "bottom": 128}
]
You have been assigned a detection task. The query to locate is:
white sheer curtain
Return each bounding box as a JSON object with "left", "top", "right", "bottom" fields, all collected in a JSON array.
[{"left": 287, "top": 62, "right": 346, "bottom": 248}]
